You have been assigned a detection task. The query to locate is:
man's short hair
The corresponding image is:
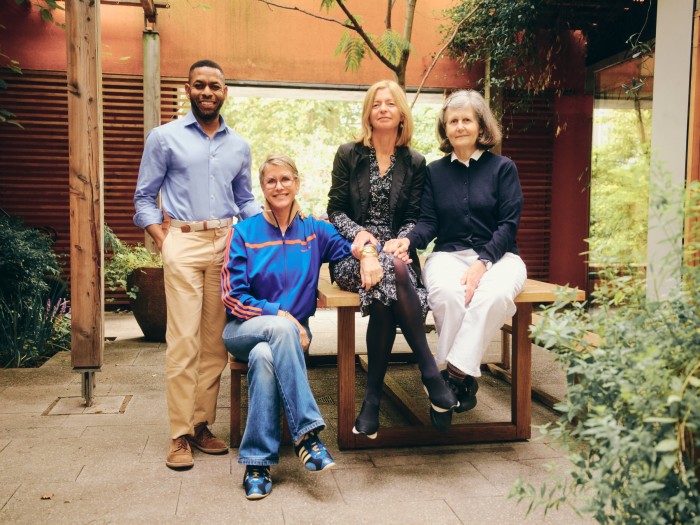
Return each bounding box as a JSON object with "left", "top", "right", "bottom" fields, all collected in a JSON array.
[{"left": 188, "top": 59, "right": 224, "bottom": 80}]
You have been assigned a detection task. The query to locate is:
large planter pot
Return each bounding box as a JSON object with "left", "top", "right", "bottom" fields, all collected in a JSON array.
[{"left": 126, "top": 267, "right": 167, "bottom": 342}]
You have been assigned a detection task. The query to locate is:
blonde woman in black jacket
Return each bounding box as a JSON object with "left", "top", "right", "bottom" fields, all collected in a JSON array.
[{"left": 326, "top": 80, "right": 456, "bottom": 438}]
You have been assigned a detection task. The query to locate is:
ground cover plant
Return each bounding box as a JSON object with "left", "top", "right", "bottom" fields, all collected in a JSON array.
[{"left": 511, "top": 182, "right": 700, "bottom": 524}]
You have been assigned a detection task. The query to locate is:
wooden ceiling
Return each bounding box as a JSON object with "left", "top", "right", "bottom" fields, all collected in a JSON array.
[{"left": 544, "top": 0, "right": 657, "bottom": 65}]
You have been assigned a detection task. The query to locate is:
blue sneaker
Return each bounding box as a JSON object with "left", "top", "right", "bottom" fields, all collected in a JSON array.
[
  {"left": 243, "top": 466, "right": 272, "bottom": 500},
  {"left": 294, "top": 430, "right": 335, "bottom": 472}
]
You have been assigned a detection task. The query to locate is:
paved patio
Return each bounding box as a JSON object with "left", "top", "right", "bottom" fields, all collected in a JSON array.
[{"left": 0, "top": 310, "right": 593, "bottom": 524}]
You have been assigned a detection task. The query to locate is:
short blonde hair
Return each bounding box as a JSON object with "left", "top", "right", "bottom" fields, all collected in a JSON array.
[
  {"left": 258, "top": 153, "right": 299, "bottom": 186},
  {"left": 357, "top": 80, "right": 413, "bottom": 148},
  {"left": 436, "top": 90, "right": 502, "bottom": 153}
]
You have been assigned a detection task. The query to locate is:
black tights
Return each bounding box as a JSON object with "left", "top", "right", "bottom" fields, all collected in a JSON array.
[{"left": 363, "top": 257, "right": 441, "bottom": 405}]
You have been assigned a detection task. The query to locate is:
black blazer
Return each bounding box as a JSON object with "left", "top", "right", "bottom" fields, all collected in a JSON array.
[{"left": 327, "top": 141, "right": 427, "bottom": 281}]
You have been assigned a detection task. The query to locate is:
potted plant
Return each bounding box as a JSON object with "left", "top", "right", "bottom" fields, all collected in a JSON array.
[{"left": 104, "top": 225, "right": 166, "bottom": 342}]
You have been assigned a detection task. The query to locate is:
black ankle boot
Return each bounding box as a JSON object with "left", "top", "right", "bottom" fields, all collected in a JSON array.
[
  {"left": 352, "top": 400, "right": 380, "bottom": 439},
  {"left": 422, "top": 374, "right": 458, "bottom": 411},
  {"left": 441, "top": 369, "right": 479, "bottom": 413}
]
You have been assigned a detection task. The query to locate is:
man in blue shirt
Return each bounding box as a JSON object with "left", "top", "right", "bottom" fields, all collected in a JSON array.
[{"left": 134, "top": 59, "right": 260, "bottom": 470}]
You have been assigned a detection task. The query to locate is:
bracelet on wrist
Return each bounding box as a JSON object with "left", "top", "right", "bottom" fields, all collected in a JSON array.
[{"left": 360, "top": 245, "right": 379, "bottom": 258}]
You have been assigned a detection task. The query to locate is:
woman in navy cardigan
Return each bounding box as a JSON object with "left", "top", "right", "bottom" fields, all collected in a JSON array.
[{"left": 387, "top": 90, "right": 527, "bottom": 431}]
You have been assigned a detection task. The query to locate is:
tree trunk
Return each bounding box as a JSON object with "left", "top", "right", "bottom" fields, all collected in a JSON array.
[
  {"left": 634, "top": 94, "right": 646, "bottom": 143},
  {"left": 396, "top": 0, "right": 417, "bottom": 90}
]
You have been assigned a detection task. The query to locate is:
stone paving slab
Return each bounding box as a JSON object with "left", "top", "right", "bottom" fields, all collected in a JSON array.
[
  {"left": 0, "top": 311, "right": 596, "bottom": 524},
  {"left": 448, "top": 494, "right": 596, "bottom": 525},
  {"left": 283, "top": 499, "right": 463, "bottom": 525},
  {"left": 0, "top": 478, "right": 182, "bottom": 524},
  {"left": 334, "top": 460, "right": 502, "bottom": 502}
]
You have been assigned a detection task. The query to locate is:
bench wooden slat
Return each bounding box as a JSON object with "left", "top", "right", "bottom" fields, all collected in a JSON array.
[
  {"left": 317, "top": 277, "right": 360, "bottom": 308},
  {"left": 317, "top": 270, "right": 586, "bottom": 309}
]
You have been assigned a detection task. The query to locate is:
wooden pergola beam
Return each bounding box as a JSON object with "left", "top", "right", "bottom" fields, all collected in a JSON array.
[
  {"left": 66, "top": 0, "right": 105, "bottom": 404},
  {"left": 98, "top": 1, "right": 170, "bottom": 27},
  {"left": 140, "top": 0, "right": 157, "bottom": 22},
  {"left": 100, "top": 0, "right": 169, "bottom": 6}
]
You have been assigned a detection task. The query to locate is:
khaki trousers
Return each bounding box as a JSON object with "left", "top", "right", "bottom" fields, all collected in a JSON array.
[{"left": 161, "top": 227, "right": 230, "bottom": 439}]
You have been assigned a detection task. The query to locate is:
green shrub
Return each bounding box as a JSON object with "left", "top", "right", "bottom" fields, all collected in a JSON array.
[
  {"left": 0, "top": 216, "right": 59, "bottom": 302},
  {"left": 0, "top": 216, "right": 69, "bottom": 367},
  {"left": 511, "top": 183, "right": 700, "bottom": 524}
]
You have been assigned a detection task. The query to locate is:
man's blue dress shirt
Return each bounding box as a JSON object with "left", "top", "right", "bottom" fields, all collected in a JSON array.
[{"left": 134, "top": 111, "right": 260, "bottom": 228}]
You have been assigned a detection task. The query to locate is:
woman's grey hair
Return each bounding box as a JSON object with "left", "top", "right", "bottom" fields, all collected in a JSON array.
[
  {"left": 258, "top": 153, "right": 299, "bottom": 186},
  {"left": 436, "top": 90, "right": 502, "bottom": 154}
]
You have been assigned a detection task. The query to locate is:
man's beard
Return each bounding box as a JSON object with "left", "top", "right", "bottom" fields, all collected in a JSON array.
[{"left": 190, "top": 97, "right": 223, "bottom": 122}]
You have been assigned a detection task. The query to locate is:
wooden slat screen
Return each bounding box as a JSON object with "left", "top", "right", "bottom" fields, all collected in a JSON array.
[
  {"left": 501, "top": 92, "right": 554, "bottom": 281},
  {"left": 0, "top": 70, "right": 185, "bottom": 307},
  {"left": 1, "top": 73, "right": 556, "bottom": 306}
]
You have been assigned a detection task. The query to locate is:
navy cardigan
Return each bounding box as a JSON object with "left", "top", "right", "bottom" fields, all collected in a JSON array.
[{"left": 406, "top": 151, "right": 522, "bottom": 264}]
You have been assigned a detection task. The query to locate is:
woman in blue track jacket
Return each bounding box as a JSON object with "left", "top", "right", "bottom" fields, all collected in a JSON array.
[{"left": 220, "top": 154, "right": 382, "bottom": 500}]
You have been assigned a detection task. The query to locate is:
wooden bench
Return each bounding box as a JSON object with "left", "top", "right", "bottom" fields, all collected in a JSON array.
[
  {"left": 228, "top": 265, "right": 585, "bottom": 449},
  {"left": 316, "top": 268, "right": 585, "bottom": 449}
]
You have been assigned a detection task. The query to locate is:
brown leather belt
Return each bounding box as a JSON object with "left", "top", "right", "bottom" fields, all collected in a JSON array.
[{"left": 170, "top": 217, "right": 235, "bottom": 233}]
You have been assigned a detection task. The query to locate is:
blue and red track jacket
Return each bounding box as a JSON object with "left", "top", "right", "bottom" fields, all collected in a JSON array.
[{"left": 221, "top": 202, "right": 352, "bottom": 323}]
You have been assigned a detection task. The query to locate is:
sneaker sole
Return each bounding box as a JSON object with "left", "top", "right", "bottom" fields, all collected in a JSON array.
[
  {"left": 304, "top": 461, "right": 336, "bottom": 473},
  {"left": 352, "top": 426, "right": 377, "bottom": 439},
  {"left": 245, "top": 491, "right": 270, "bottom": 500}
]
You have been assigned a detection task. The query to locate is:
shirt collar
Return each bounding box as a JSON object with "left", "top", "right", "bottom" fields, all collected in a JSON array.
[
  {"left": 183, "top": 110, "right": 229, "bottom": 135},
  {"left": 451, "top": 149, "right": 483, "bottom": 167},
  {"left": 262, "top": 199, "right": 302, "bottom": 228}
]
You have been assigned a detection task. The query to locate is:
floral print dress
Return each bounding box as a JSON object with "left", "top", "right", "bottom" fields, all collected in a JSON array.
[{"left": 329, "top": 149, "right": 429, "bottom": 318}]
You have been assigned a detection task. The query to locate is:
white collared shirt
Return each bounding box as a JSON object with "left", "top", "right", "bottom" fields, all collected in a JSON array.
[{"left": 451, "top": 149, "right": 484, "bottom": 168}]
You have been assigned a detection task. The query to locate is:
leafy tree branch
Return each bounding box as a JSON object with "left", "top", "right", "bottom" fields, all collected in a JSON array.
[
  {"left": 257, "top": 0, "right": 415, "bottom": 87},
  {"left": 258, "top": 0, "right": 350, "bottom": 28}
]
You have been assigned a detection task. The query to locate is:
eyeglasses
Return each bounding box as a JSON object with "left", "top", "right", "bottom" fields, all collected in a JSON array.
[{"left": 263, "top": 175, "right": 297, "bottom": 189}]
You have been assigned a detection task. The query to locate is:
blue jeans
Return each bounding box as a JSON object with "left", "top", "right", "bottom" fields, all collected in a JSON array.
[{"left": 222, "top": 315, "right": 325, "bottom": 466}]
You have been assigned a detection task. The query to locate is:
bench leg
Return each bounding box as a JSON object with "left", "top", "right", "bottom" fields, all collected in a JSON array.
[
  {"left": 230, "top": 368, "right": 243, "bottom": 448},
  {"left": 512, "top": 303, "right": 532, "bottom": 439},
  {"left": 336, "top": 306, "right": 356, "bottom": 449},
  {"left": 500, "top": 327, "right": 511, "bottom": 370}
]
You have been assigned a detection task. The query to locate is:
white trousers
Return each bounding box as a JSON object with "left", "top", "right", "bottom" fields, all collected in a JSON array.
[{"left": 423, "top": 250, "right": 527, "bottom": 377}]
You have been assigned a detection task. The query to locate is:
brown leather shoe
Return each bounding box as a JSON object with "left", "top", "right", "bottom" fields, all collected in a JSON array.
[
  {"left": 188, "top": 423, "right": 228, "bottom": 454},
  {"left": 166, "top": 436, "right": 194, "bottom": 470}
]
